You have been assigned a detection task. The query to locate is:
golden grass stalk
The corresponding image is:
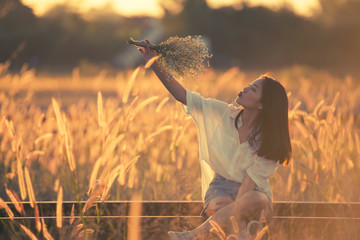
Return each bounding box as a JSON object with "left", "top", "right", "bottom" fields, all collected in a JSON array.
[
  {"left": 20, "top": 224, "right": 38, "bottom": 240},
  {"left": 15, "top": 137, "right": 22, "bottom": 158},
  {"left": 125, "top": 155, "right": 140, "bottom": 174},
  {"left": 41, "top": 218, "right": 55, "bottom": 240},
  {"left": 309, "top": 134, "right": 318, "bottom": 151},
  {"left": 289, "top": 101, "right": 301, "bottom": 119},
  {"left": 97, "top": 91, "right": 104, "bottom": 128},
  {"left": 118, "top": 165, "right": 125, "bottom": 185},
  {"left": 83, "top": 185, "right": 104, "bottom": 213},
  {"left": 122, "top": 95, "right": 139, "bottom": 129},
  {"left": 317, "top": 126, "right": 325, "bottom": 151},
  {"left": 136, "top": 133, "right": 144, "bottom": 152},
  {"left": 0, "top": 197, "right": 14, "bottom": 220},
  {"left": 88, "top": 157, "right": 102, "bottom": 195},
  {"left": 300, "top": 180, "right": 307, "bottom": 192},
  {"left": 209, "top": 219, "right": 226, "bottom": 238},
  {"left": 51, "top": 98, "right": 65, "bottom": 136},
  {"left": 229, "top": 216, "right": 239, "bottom": 233},
  {"left": 210, "top": 228, "right": 225, "bottom": 240},
  {"left": 175, "top": 120, "right": 191, "bottom": 147},
  {"left": 226, "top": 234, "right": 239, "bottom": 240},
  {"left": 106, "top": 108, "right": 122, "bottom": 130},
  {"left": 75, "top": 223, "right": 84, "bottom": 234},
  {"left": 286, "top": 170, "right": 293, "bottom": 193},
  {"left": 24, "top": 166, "right": 36, "bottom": 208},
  {"left": 71, "top": 223, "right": 84, "bottom": 239},
  {"left": 4, "top": 119, "right": 15, "bottom": 139},
  {"left": 5, "top": 187, "right": 23, "bottom": 214},
  {"left": 122, "top": 67, "right": 140, "bottom": 104},
  {"left": 330, "top": 92, "right": 340, "bottom": 109},
  {"left": 355, "top": 133, "right": 360, "bottom": 153},
  {"left": 70, "top": 204, "right": 75, "bottom": 225},
  {"left": 64, "top": 137, "right": 76, "bottom": 172},
  {"left": 26, "top": 150, "right": 44, "bottom": 161},
  {"left": 102, "top": 133, "right": 125, "bottom": 162},
  {"left": 155, "top": 96, "right": 169, "bottom": 113},
  {"left": 82, "top": 194, "right": 98, "bottom": 213},
  {"left": 54, "top": 178, "right": 60, "bottom": 192},
  {"left": 56, "top": 186, "right": 63, "bottom": 229},
  {"left": 255, "top": 225, "right": 269, "bottom": 240},
  {"left": 116, "top": 155, "right": 141, "bottom": 186},
  {"left": 13, "top": 190, "right": 25, "bottom": 215},
  {"left": 101, "top": 165, "right": 123, "bottom": 201},
  {"left": 126, "top": 95, "right": 139, "bottom": 113},
  {"left": 78, "top": 229, "right": 95, "bottom": 238},
  {"left": 145, "top": 125, "right": 172, "bottom": 142},
  {"left": 313, "top": 99, "right": 324, "bottom": 116},
  {"left": 34, "top": 133, "right": 53, "bottom": 145},
  {"left": 34, "top": 204, "right": 41, "bottom": 232},
  {"left": 324, "top": 121, "right": 334, "bottom": 141},
  {"left": 128, "top": 96, "right": 159, "bottom": 121},
  {"left": 294, "top": 121, "right": 309, "bottom": 138},
  {"left": 127, "top": 191, "right": 142, "bottom": 240},
  {"left": 144, "top": 55, "right": 161, "bottom": 69},
  {"left": 156, "top": 164, "right": 162, "bottom": 182},
  {"left": 127, "top": 165, "right": 136, "bottom": 189},
  {"left": 63, "top": 119, "right": 76, "bottom": 172},
  {"left": 17, "top": 155, "right": 27, "bottom": 200}
]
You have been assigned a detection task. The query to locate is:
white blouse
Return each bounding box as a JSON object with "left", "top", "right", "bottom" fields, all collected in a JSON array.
[{"left": 181, "top": 89, "right": 279, "bottom": 201}]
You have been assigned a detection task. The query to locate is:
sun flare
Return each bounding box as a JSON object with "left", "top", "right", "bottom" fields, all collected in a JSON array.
[{"left": 22, "top": 0, "right": 320, "bottom": 17}]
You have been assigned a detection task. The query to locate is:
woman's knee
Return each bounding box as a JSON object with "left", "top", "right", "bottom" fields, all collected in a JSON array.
[{"left": 234, "top": 191, "right": 268, "bottom": 217}]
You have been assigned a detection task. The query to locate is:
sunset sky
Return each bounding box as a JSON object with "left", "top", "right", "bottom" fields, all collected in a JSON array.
[{"left": 22, "top": 0, "right": 321, "bottom": 18}]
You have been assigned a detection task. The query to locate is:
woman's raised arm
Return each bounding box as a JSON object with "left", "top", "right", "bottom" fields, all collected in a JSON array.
[{"left": 139, "top": 40, "right": 187, "bottom": 105}]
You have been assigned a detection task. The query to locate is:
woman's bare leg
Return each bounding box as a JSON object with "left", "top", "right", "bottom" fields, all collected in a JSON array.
[
  {"left": 190, "top": 191, "right": 268, "bottom": 238},
  {"left": 204, "top": 195, "right": 234, "bottom": 216}
]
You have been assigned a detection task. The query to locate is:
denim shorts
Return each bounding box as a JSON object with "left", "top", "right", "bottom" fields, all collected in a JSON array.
[{"left": 200, "top": 173, "right": 272, "bottom": 219}]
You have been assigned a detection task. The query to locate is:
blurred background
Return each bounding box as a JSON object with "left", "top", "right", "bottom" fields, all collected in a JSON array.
[{"left": 1, "top": 0, "right": 360, "bottom": 77}]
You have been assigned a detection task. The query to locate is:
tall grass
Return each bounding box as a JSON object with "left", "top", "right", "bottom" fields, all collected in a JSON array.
[{"left": 0, "top": 62, "right": 359, "bottom": 238}]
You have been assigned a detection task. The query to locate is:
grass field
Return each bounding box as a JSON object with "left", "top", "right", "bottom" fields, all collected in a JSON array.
[{"left": 0, "top": 62, "right": 359, "bottom": 239}]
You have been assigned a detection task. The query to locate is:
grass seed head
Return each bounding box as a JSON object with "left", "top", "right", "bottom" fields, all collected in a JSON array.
[{"left": 152, "top": 35, "right": 212, "bottom": 81}]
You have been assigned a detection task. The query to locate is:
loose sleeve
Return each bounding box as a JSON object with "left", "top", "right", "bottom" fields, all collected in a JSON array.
[
  {"left": 181, "top": 89, "right": 231, "bottom": 200},
  {"left": 246, "top": 156, "right": 278, "bottom": 191},
  {"left": 181, "top": 89, "right": 229, "bottom": 126}
]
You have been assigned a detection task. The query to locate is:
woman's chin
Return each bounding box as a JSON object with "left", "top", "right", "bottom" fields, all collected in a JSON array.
[{"left": 235, "top": 97, "right": 241, "bottom": 105}]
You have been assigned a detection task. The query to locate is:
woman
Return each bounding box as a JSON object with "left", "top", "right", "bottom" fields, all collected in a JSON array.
[{"left": 138, "top": 40, "right": 292, "bottom": 240}]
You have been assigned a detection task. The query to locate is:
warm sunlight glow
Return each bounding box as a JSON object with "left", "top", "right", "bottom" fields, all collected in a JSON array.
[
  {"left": 23, "top": 0, "right": 320, "bottom": 18},
  {"left": 207, "top": 0, "right": 320, "bottom": 17},
  {"left": 23, "top": 0, "right": 164, "bottom": 17},
  {"left": 112, "top": 0, "right": 164, "bottom": 18},
  {"left": 291, "top": 0, "right": 321, "bottom": 16}
]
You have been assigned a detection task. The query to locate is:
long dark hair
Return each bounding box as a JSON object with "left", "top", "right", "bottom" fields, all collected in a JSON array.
[{"left": 235, "top": 74, "right": 292, "bottom": 165}]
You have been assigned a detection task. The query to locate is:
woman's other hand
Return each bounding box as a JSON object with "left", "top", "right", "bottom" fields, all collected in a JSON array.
[{"left": 138, "top": 39, "right": 157, "bottom": 62}]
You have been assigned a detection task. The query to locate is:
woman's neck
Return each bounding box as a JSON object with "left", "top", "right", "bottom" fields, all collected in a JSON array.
[{"left": 241, "top": 109, "right": 260, "bottom": 129}]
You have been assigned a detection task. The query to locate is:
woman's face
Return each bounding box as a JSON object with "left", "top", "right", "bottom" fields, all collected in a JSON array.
[{"left": 235, "top": 78, "right": 264, "bottom": 110}]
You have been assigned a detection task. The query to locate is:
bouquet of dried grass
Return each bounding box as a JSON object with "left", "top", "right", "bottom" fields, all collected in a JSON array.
[{"left": 128, "top": 35, "right": 212, "bottom": 81}]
